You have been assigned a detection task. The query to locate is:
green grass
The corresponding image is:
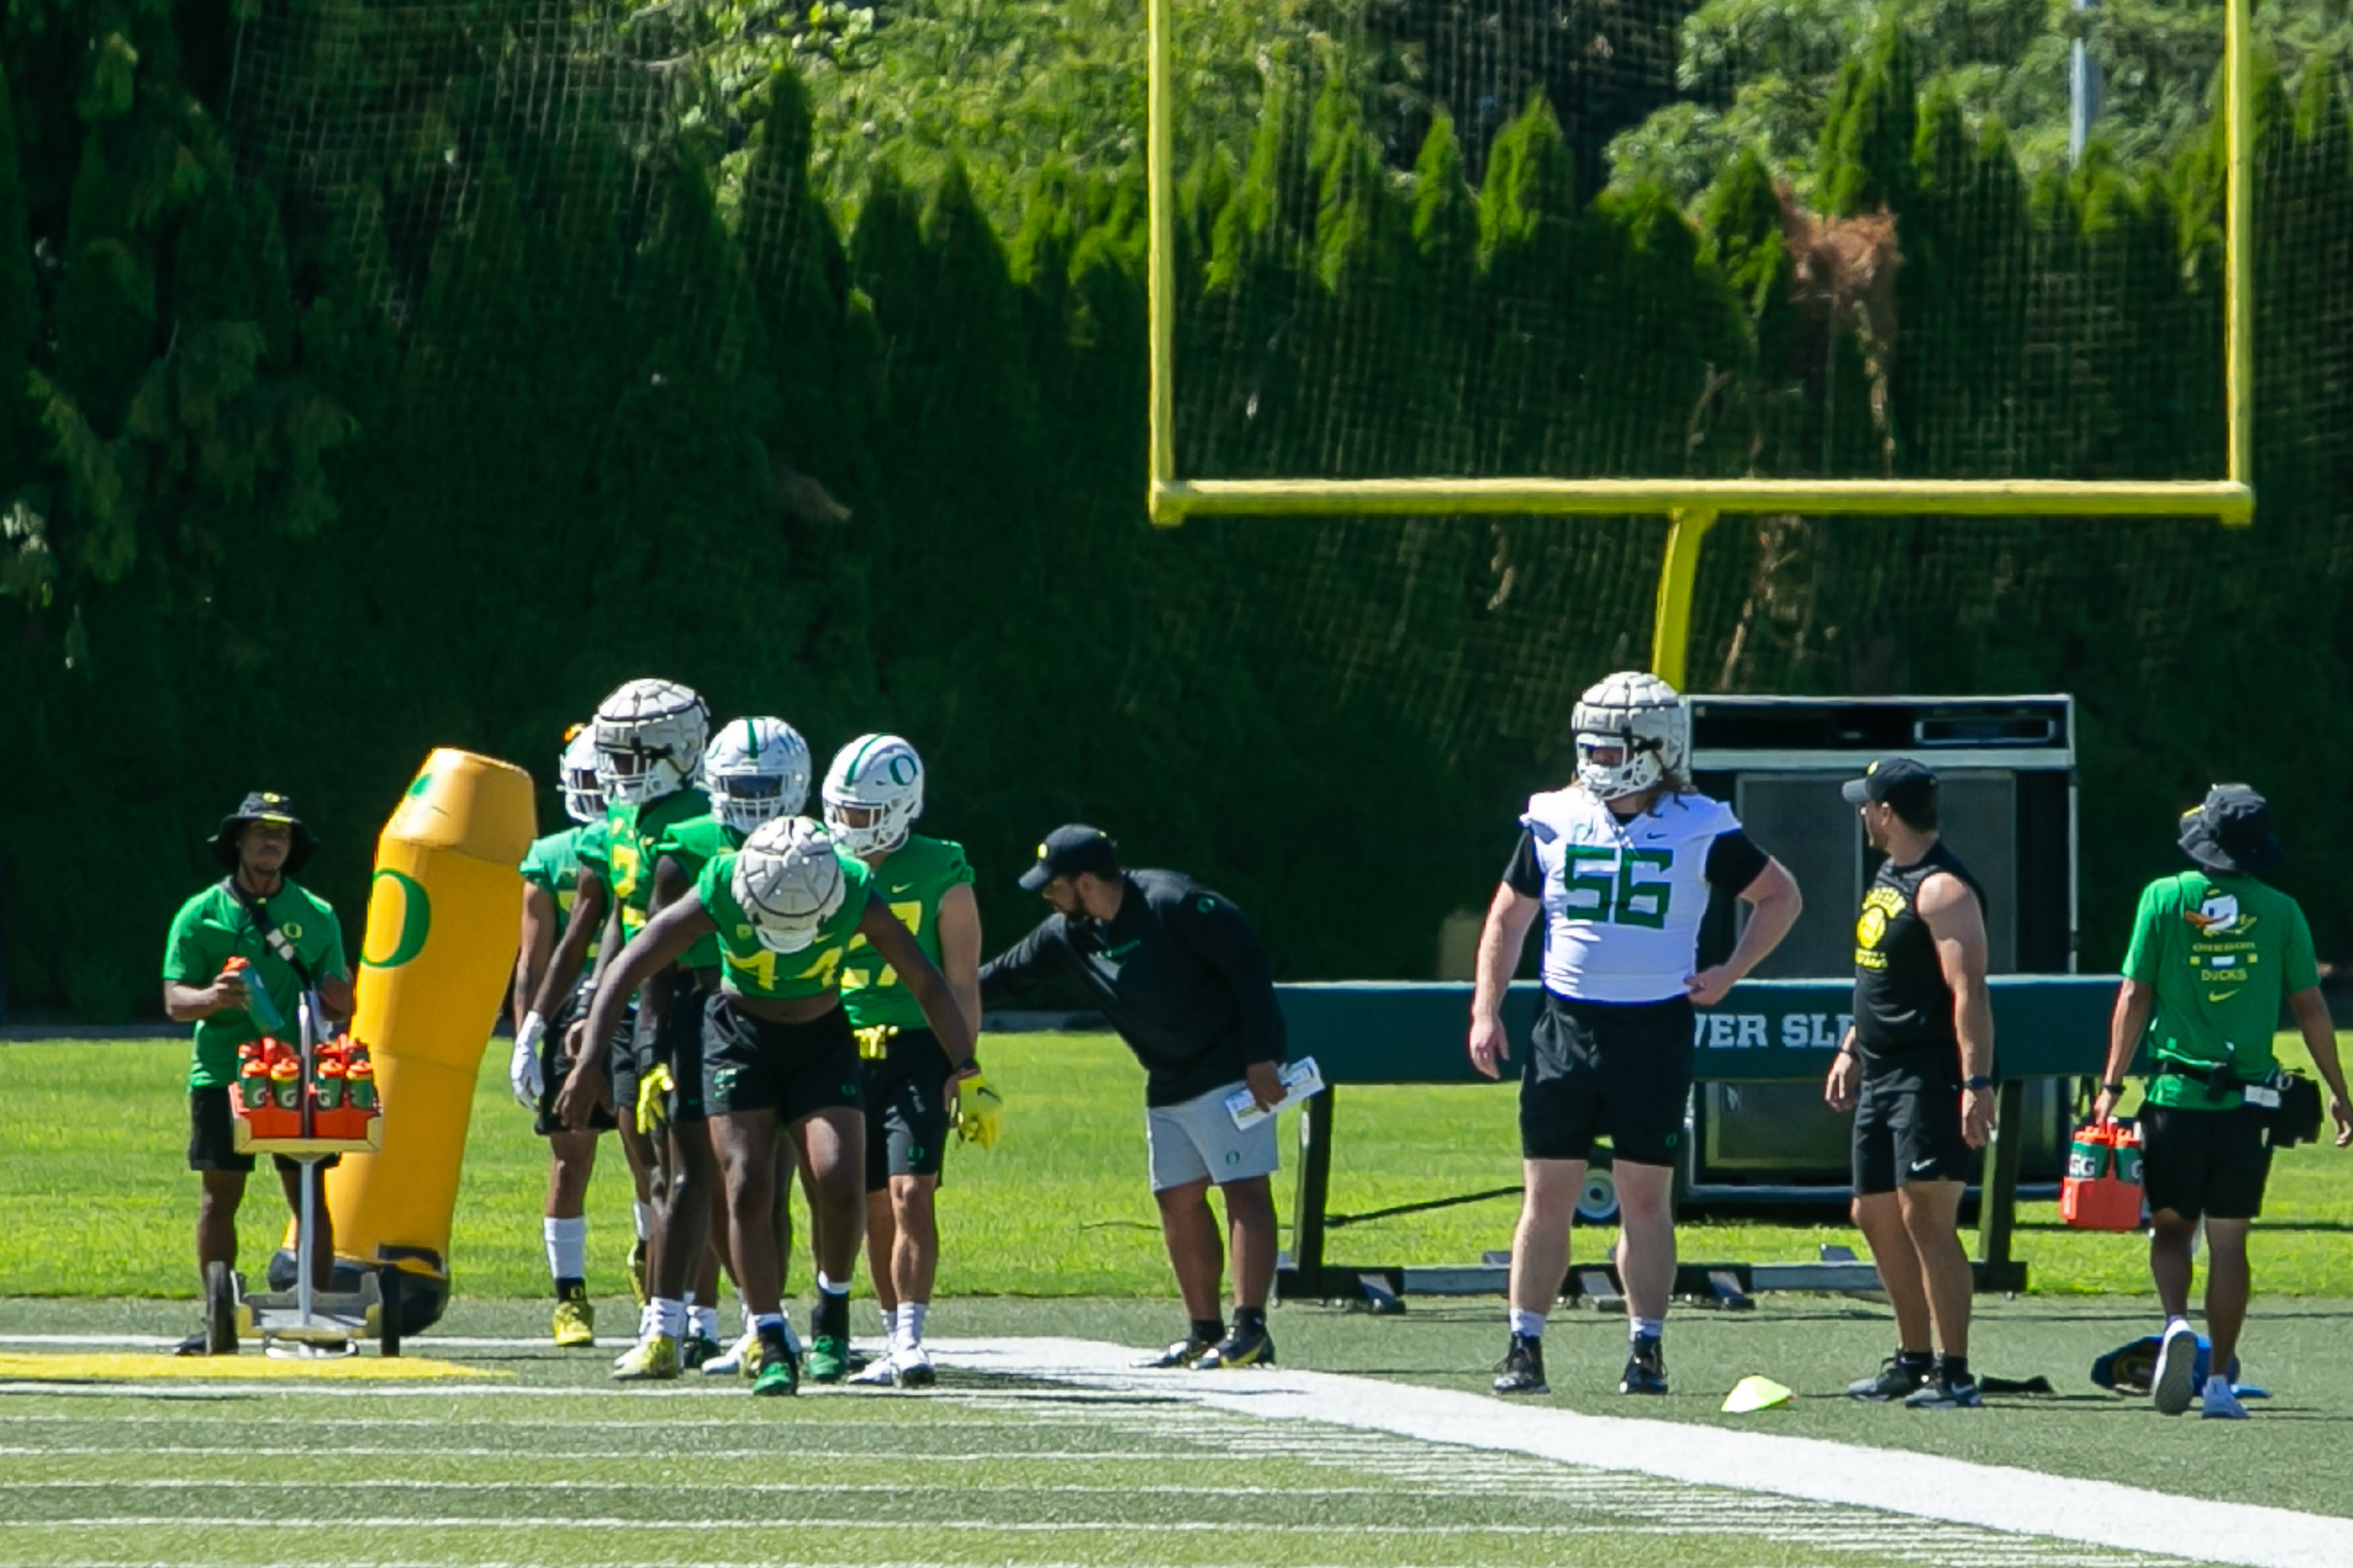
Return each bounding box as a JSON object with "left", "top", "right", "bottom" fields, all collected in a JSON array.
[{"left": 3, "top": 1030, "right": 2351, "bottom": 1298}]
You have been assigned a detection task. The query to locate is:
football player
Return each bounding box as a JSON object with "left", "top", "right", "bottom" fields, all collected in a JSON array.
[
  {"left": 508, "top": 727, "right": 638, "bottom": 1347},
  {"left": 824, "top": 735, "right": 986, "bottom": 1389},
  {"left": 1468, "top": 671, "right": 1802, "bottom": 1398},
  {"left": 551, "top": 678, "right": 713, "bottom": 1380},
  {"left": 566, "top": 816, "right": 975, "bottom": 1396},
  {"left": 647, "top": 716, "right": 816, "bottom": 1374}
]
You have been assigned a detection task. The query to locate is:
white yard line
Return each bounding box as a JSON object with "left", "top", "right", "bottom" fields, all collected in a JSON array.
[{"left": 932, "top": 1338, "right": 2353, "bottom": 1568}]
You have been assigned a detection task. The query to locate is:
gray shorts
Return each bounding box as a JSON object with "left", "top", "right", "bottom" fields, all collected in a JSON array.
[{"left": 1146, "top": 1080, "right": 1281, "bottom": 1192}]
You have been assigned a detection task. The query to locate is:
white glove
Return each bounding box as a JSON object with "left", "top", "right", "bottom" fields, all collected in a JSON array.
[{"left": 510, "top": 1012, "right": 547, "bottom": 1109}]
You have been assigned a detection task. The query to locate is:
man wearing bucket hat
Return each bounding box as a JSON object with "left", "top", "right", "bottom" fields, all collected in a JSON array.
[
  {"left": 161, "top": 792, "right": 355, "bottom": 1354},
  {"left": 2093, "top": 785, "right": 2353, "bottom": 1418}
]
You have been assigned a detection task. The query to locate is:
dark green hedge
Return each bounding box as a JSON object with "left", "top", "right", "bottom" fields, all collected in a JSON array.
[{"left": 2, "top": 3, "right": 2348, "bottom": 1020}]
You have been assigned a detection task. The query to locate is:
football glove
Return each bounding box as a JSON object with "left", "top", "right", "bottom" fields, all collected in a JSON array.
[
  {"left": 637, "top": 1062, "right": 674, "bottom": 1137},
  {"left": 854, "top": 1024, "right": 897, "bottom": 1061},
  {"left": 954, "top": 1070, "right": 1004, "bottom": 1151},
  {"left": 510, "top": 1013, "right": 547, "bottom": 1110}
]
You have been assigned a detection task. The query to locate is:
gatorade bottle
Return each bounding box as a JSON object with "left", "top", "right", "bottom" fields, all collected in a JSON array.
[
  {"left": 238, "top": 1057, "right": 272, "bottom": 1113},
  {"left": 222, "top": 956, "right": 285, "bottom": 1035},
  {"left": 2062, "top": 1122, "right": 2145, "bottom": 1231},
  {"left": 346, "top": 1055, "right": 377, "bottom": 1113},
  {"left": 314, "top": 1054, "right": 346, "bottom": 1111}
]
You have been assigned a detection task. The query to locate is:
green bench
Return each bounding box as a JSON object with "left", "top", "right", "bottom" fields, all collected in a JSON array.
[{"left": 1274, "top": 975, "right": 2120, "bottom": 1303}]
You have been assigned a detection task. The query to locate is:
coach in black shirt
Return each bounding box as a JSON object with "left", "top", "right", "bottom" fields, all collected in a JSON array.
[{"left": 982, "top": 825, "right": 1286, "bottom": 1370}]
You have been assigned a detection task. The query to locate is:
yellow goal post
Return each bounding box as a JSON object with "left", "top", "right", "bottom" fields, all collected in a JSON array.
[{"left": 1142, "top": 0, "right": 2257, "bottom": 689}]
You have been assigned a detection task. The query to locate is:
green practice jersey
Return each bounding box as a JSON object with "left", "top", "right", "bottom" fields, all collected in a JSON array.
[
  {"left": 655, "top": 812, "right": 743, "bottom": 973},
  {"left": 696, "top": 847, "right": 872, "bottom": 1002},
  {"left": 842, "top": 835, "right": 973, "bottom": 1030},
  {"left": 520, "top": 826, "right": 599, "bottom": 978},
  {"left": 2123, "top": 870, "right": 2319, "bottom": 1111},
  {"left": 163, "top": 879, "right": 348, "bottom": 1089},
  {"left": 601, "top": 789, "right": 710, "bottom": 943}
]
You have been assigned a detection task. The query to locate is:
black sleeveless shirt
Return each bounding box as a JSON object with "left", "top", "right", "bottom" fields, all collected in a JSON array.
[{"left": 1852, "top": 839, "right": 1986, "bottom": 1063}]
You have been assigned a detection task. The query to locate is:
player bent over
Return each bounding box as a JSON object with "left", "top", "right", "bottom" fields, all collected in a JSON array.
[
  {"left": 822, "top": 735, "right": 986, "bottom": 1389},
  {"left": 1470, "top": 673, "right": 1800, "bottom": 1398},
  {"left": 567, "top": 817, "right": 975, "bottom": 1395},
  {"left": 509, "top": 727, "right": 639, "bottom": 1347},
  {"left": 649, "top": 716, "right": 814, "bottom": 1374}
]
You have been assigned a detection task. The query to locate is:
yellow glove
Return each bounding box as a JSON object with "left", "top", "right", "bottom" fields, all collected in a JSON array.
[
  {"left": 855, "top": 1025, "right": 897, "bottom": 1061},
  {"left": 636, "top": 1062, "right": 674, "bottom": 1137},
  {"left": 954, "top": 1070, "right": 1004, "bottom": 1151}
]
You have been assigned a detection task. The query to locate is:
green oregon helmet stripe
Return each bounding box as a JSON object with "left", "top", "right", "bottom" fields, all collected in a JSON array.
[
  {"left": 747, "top": 723, "right": 761, "bottom": 759},
  {"left": 846, "top": 735, "right": 886, "bottom": 784}
]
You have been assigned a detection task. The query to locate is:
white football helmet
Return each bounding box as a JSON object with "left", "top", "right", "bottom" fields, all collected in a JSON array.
[
  {"left": 594, "top": 678, "right": 709, "bottom": 804},
  {"left": 822, "top": 733, "right": 924, "bottom": 858},
  {"left": 559, "top": 725, "right": 605, "bottom": 825},
  {"left": 703, "top": 716, "right": 812, "bottom": 833},
  {"left": 1571, "top": 671, "right": 1689, "bottom": 800},
  {"left": 731, "top": 816, "right": 848, "bottom": 954}
]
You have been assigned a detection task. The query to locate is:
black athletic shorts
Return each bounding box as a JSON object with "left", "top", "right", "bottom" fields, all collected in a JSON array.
[
  {"left": 1851, "top": 1053, "right": 1975, "bottom": 1194},
  {"left": 861, "top": 1027, "right": 955, "bottom": 1191},
  {"left": 701, "top": 995, "right": 864, "bottom": 1125},
  {"left": 2141, "top": 1104, "right": 2271, "bottom": 1222},
  {"left": 1519, "top": 991, "right": 1693, "bottom": 1167},
  {"left": 188, "top": 1086, "right": 340, "bottom": 1175},
  {"left": 533, "top": 979, "right": 629, "bottom": 1136},
  {"left": 631, "top": 975, "right": 713, "bottom": 1126}
]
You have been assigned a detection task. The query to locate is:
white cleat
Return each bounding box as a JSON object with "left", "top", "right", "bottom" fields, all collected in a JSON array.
[
  {"left": 701, "top": 1329, "right": 758, "bottom": 1377},
  {"left": 2152, "top": 1320, "right": 2198, "bottom": 1416},
  {"left": 893, "top": 1342, "right": 937, "bottom": 1389}
]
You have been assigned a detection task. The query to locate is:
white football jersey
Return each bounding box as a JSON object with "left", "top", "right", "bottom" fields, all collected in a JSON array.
[{"left": 1523, "top": 787, "right": 1741, "bottom": 1003}]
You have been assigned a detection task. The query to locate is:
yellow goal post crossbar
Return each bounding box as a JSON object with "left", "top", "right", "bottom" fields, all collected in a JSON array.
[{"left": 1141, "top": 0, "right": 2257, "bottom": 687}]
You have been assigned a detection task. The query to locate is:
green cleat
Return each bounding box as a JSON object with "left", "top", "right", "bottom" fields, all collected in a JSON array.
[
  {"left": 750, "top": 1329, "right": 799, "bottom": 1397},
  {"left": 612, "top": 1332, "right": 680, "bottom": 1382},
  {"left": 805, "top": 1333, "right": 852, "bottom": 1384}
]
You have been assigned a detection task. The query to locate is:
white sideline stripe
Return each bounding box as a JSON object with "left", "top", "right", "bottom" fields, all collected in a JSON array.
[
  {"left": 0, "top": 1516, "right": 1723, "bottom": 1536},
  {"left": 929, "top": 1338, "right": 2353, "bottom": 1568}
]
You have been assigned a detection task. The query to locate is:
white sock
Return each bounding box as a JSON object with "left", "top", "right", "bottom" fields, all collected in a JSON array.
[
  {"left": 653, "top": 1297, "right": 686, "bottom": 1339},
  {"left": 636, "top": 1301, "right": 664, "bottom": 1339},
  {"left": 1508, "top": 1308, "right": 1546, "bottom": 1340},
  {"left": 815, "top": 1272, "right": 849, "bottom": 1301},
  {"left": 632, "top": 1202, "right": 652, "bottom": 1242},
  {"left": 740, "top": 1296, "right": 758, "bottom": 1335},
  {"left": 876, "top": 1305, "right": 896, "bottom": 1339},
  {"left": 895, "top": 1301, "right": 928, "bottom": 1350},
  {"left": 688, "top": 1304, "right": 721, "bottom": 1342},
  {"left": 752, "top": 1311, "right": 785, "bottom": 1334},
  {"left": 1631, "top": 1317, "right": 1666, "bottom": 1343},
  {"left": 544, "top": 1215, "right": 588, "bottom": 1284}
]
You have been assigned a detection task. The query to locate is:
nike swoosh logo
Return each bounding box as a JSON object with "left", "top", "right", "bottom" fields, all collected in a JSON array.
[
  {"left": 888, "top": 884, "right": 914, "bottom": 894},
  {"left": 2208, "top": 989, "right": 2241, "bottom": 1003},
  {"left": 1909, "top": 1158, "right": 1939, "bottom": 1174}
]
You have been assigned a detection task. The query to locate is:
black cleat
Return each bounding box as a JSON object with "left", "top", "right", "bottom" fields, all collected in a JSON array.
[
  {"left": 1619, "top": 1335, "right": 1669, "bottom": 1396},
  {"left": 1492, "top": 1333, "right": 1548, "bottom": 1396},
  {"left": 1140, "top": 1334, "right": 1217, "bottom": 1370},
  {"left": 1848, "top": 1355, "right": 1932, "bottom": 1402},
  {"left": 1905, "top": 1371, "right": 1984, "bottom": 1410},
  {"left": 1197, "top": 1323, "right": 1275, "bottom": 1369}
]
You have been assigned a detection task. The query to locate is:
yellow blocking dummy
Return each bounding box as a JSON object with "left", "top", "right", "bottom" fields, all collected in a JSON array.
[{"left": 311, "top": 750, "right": 534, "bottom": 1297}]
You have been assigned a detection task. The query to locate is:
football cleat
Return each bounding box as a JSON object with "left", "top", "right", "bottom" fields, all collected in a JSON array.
[
  {"left": 680, "top": 1329, "right": 723, "bottom": 1371},
  {"left": 893, "top": 1342, "right": 937, "bottom": 1389},
  {"left": 612, "top": 1333, "right": 680, "bottom": 1382},
  {"left": 626, "top": 1239, "right": 649, "bottom": 1308},
  {"left": 805, "top": 1333, "right": 853, "bottom": 1384},
  {"left": 1905, "top": 1371, "right": 1985, "bottom": 1410},
  {"left": 848, "top": 1354, "right": 896, "bottom": 1387},
  {"left": 732, "top": 818, "right": 848, "bottom": 954},
  {"left": 1847, "top": 1355, "right": 1930, "bottom": 1402},
  {"left": 821, "top": 735, "right": 925, "bottom": 857},
  {"left": 1492, "top": 1334, "right": 1548, "bottom": 1396},
  {"left": 551, "top": 1286, "right": 596, "bottom": 1348},
  {"left": 703, "top": 1329, "right": 758, "bottom": 1377},
  {"left": 704, "top": 717, "right": 813, "bottom": 833},
  {"left": 1619, "top": 1336, "right": 1669, "bottom": 1396},
  {"left": 750, "top": 1332, "right": 800, "bottom": 1397},
  {"left": 1197, "top": 1324, "right": 1275, "bottom": 1370},
  {"left": 2153, "top": 1319, "right": 2199, "bottom": 1416},
  {"left": 1140, "top": 1333, "right": 1216, "bottom": 1370}
]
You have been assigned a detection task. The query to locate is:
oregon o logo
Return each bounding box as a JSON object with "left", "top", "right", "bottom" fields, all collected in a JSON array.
[
  {"left": 362, "top": 869, "right": 432, "bottom": 968},
  {"left": 887, "top": 755, "right": 918, "bottom": 786}
]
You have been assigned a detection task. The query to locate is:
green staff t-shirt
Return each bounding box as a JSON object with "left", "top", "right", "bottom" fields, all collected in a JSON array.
[
  {"left": 163, "top": 880, "right": 348, "bottom": 1089},
  {"left": 2122, "top": 870, "right": 2318, "bottom": 1111}
]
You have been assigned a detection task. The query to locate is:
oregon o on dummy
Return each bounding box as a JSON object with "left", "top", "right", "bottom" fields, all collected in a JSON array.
[{"left": 310, "top": 750, "right": 536, "bottom": 1333}]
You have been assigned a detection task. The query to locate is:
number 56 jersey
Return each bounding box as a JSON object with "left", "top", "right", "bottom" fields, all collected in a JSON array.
[{"left": 1501, "top": 788, "right": 1769, "bottom": 1004}]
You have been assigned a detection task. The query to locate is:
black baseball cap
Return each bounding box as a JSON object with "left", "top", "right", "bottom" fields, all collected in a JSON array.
[
  {"left": 2180, "top": 784, "right": 2284, "bottom": 877},
  {"left": 1019, "top": 824, "right": 1121, "bottom": 891},
  {"left": 1841, "top": 757, "right": 1938, "bottom": 815}
]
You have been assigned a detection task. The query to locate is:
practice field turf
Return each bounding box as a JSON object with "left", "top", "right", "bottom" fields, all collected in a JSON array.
[
  {"left": 4, "top": 1031, "right": 2352, "bottom": 1298},
  {"left": 4, "top": 1295, "right": 2351, "bottom": 1568}
]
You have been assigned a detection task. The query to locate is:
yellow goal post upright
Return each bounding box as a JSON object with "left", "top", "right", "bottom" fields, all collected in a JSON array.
[{"left": 1141, "top": 0, "right": 2257, "bottom": 689}]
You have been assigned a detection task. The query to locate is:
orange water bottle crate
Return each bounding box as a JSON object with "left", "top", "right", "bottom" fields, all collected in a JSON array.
[{"left": 2061, "top": 1120, "right": 2145, "bottom": 1231}]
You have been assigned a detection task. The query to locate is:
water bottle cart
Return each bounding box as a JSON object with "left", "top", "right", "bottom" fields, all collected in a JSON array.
[{"left": 212, "top": 995, "right": 399, "bottom": 1358}]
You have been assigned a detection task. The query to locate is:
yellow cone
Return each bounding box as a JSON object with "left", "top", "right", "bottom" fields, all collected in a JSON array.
[{"left": 1721, "top": 1374, "right": 1796, "bottom": 1413}]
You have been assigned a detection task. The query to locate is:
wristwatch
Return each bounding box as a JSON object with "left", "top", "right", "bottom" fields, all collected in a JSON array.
[
  {"left": 1962, "top": 1075, "right": 1993, "bottom": 1091},
  {"left": 2102, "top": 1080, "right": 2126, "bottom": 1095}
]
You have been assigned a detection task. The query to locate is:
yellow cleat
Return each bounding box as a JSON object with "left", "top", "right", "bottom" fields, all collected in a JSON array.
[
  {"left": 612, "top": 1332, "right": 680, "bottom": 1382},
  {"left": 626, "top": 1239, "right": 649, "bottom": 1307},
  {"left": 552, "top": 1290, "right": 596, "bottom": 1349}
]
